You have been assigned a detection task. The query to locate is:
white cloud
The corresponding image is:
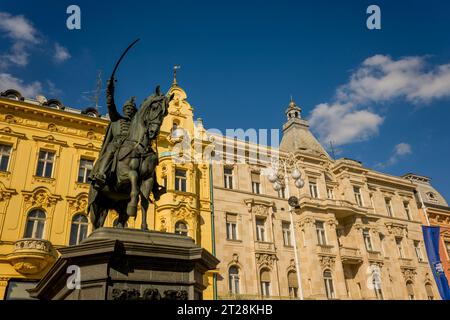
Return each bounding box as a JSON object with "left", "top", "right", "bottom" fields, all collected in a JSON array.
[
  {"left": 309, "top": 102, "right": 384, "bottom": 145},
  {"left": 337, "top": 54, "right": 450, "bottom": 104},
  {"left": 0, "top": 12, "right": 39, "bottom": 43},
  {"left": 376, "top": 142, "right": 412, "bottom": 168},
  {"left": 0, "top": 11, "right": 40, "bottom": 68},
  {"left": 0, "top": 73, "right": 42, "bottom": 97},
  {"left": 309, "top": 55, "right": 450, "bottom": 146},
  {"left": 54, "top": 43, "right": 71, "bottom": 63}
]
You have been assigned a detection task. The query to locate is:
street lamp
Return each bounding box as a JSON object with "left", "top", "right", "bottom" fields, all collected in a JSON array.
[{"left": 268, "top": 153, "right": 305, "bottom": 300}]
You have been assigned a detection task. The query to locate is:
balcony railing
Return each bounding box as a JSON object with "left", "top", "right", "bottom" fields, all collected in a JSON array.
[
  {"left": 317, "top": 244, "right": 335, "bottom": 255},
  {"left": 340, "top": 247, "right": 363, "bottom": 264},
  {"left": 367, "top": 250, "right": 383, "bottom": 262},
  {"left": 6, "top": 238, "right": 57, "bottom": 275},
  {"left": 255, "top": 241, "right": 276, "bottom": 252},
  {"left": 399, "top": 258, "right": 415, "bottom": 268}
]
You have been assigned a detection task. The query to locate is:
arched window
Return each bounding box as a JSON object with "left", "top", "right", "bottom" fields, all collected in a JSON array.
[
  {"left": 425, "top": 283, "right": 434, "bottom": 300},
  {"left": 260, "top": 269, "right": 271, "bottom": 297},
  {"left": 323, "top": 270, "right": 335, "bottom": 299},
  {"left": 406, "top": 281, "right": 415, "bottom": 300},
  {"left": 24, "top": 209, "right": 46, "bottom": 239},
  {"left": 288, "top": 271, "right": 299, "bottom": 298},
  {"left": 175, "top": 221, "right": 188, "bottom": 236},
  {"left": 228, "top": 266, "right": 240, "bottom": 295},
  {"left": 69, "top": 214, "right": 89, "bottom": 245}
]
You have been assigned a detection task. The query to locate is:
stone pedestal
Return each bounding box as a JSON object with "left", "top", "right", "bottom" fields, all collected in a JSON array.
[{"left": 28, "top": 228, "right": 219, "bottom": 300}]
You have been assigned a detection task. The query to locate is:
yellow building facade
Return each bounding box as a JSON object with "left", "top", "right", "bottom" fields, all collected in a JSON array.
[{"left": 0, "top": 82, "right": 215, "bottom": 300}]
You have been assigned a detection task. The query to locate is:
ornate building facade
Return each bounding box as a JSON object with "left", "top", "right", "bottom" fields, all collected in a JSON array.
[
  {"left": 403, "top": 173, "right": 450, "bottom": 287},
  {"left": 212, "top": 98, "right": 442, "bottom": 300},
  {"left": 0, "top": 81, "right": 215, "bottom": 300}
]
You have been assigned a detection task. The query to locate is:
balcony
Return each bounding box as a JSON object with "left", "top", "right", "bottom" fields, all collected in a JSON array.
[
  {"left": 255, "top": 241, "right": 276, "bottom": 253},
  {"left": 340, "top": 247, "right": 363, "bottom": 264},
  {"left": 6, "top": 239, "right": 58, "bottom": 275},
  {"left": 316, "top": 244, "right": 335, "bottom": 256},
  {"left": 367, "top": 250, "right": 383, "bottom": 263},
  {"left": 399, "top": 258, "right": 415, "bottom": 268}
]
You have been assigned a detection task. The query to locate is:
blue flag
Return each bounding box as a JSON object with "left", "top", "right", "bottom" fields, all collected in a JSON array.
[{"left": 422, "top": 226, "right": 450, "bottom": 300}]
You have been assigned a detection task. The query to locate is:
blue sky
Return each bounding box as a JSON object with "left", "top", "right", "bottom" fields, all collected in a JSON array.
[{"left": 1, "top": 0, "right": 450, "bottom": 200}]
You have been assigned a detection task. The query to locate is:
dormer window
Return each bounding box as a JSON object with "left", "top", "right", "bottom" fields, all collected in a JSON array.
[
  {"left": 87, "top": 112, "right": 96, "bottom": 117},
  {"left": 1, "top": 89, "right": 24, "bottom": 101},
  {"left": 427, "top": 192, "right": 437, "bottom": 202}
]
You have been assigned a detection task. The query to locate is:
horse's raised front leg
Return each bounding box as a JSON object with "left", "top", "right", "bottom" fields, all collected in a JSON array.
[{"left": 127, "top": 158, "right": 140, "bottom": 217}]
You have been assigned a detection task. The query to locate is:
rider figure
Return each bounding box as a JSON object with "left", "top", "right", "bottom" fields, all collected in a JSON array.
[{"left": 90, "top": 77, "right": 138, "bottom": 188}]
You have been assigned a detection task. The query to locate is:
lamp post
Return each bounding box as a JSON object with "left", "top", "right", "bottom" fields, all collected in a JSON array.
[{"left": 268, "top": 153, "right": 305, "bottom": 300}]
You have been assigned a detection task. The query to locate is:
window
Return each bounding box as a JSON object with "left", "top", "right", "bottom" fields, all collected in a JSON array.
[
  {"left": 327, "top": 187, "right": 334, "bottom": 199},
  {"left": 427, "top": 192, "right": 437, "bottom": 202},
  {"left": 353, "top": 186, "right": 363, "bottom": 206},
  {"left": 224, "top": 167, "right": 233, "bottom": 189},
  {"left": 24, "top": 210, "right": 46, "bottom": 239},
  {"left": 226, "top": 214, "right": 238, "bottom": 240},
  {"left": 414, "top": 241, "right": 424, "bottom": 262},
  {"left": 406, "top": 281, "right": 415, "bottom": 300},
  {"left": 77, "top": 158, "right": 94, "bottom": 183},
  {"left": 425, "top": 283, "right": 434, "bottom": 300},
  {"left": 309, "top": 180, "right": 318, "bottom": 199},
  {"left": 323, "top": 270, "right": 335, "bottom": 299},
  {"left": 316, "top": 221, "right": 327, "bottom": 245},
  {"left": 175, "top": 221, "right": 188, "bottom": 236},
  {"left": 396, "top": 237, "right": 404, "bottom": 258},
  {"left": 446, "top": 241, "right": 450, "bottom": 259},
  {"left": 69, "top": 214, "right": 88, "bottom": 245},
  {"left": 228, "top": 266, "right": 240, "bottom": 295},
  {"left": 288, "top": 271, "right": 298, "bottom": 298},
  {"left": 363, "top": 229, "right": 373, "bottom": 251},
  {"left": 251, "top": 172, "right": 261, "bottom": 194},
  {"left": 379, "top": 234, "right": 386, "bottom": 256},
  {"left": 385, "top": 198, "right": 393, "bottom": 217},
  {"left": 404, "top": 202, "right": 412, "bottom": 220},
  {"left": 278, "top": 187, "right": 286, "bottom": 199},
  {"left": 372, "top": 267, "right": 383, "bottom": 300},
  {"left": 0, "top": 144, "right": 12, "bottom": 172},
  {"left": 36, "top": 150, "right": 55, "bottom": 178},
  {"left": 175, "top": 169, "right": 187, "bottom": 192},
  {"left": 256, "top": 218, "right": 266, "bottom": 242},
  {"left": 260, "top": 269, "right": 271, "bottom": 297},
  {"left": 282, "top": 222, "right": 292, "bottom": 246}
]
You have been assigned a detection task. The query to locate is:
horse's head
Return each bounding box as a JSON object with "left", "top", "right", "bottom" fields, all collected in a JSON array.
[{"left": 140, "top": 86, "right": 173, "bottom": 140}]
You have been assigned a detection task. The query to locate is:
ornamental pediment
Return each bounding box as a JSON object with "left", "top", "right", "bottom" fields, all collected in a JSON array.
[
  {"left": 385, "top": 222, "right": 408, "bottom": 237},
  {"left": 244, "top": 199, "right": 274, "bottom": 216}
]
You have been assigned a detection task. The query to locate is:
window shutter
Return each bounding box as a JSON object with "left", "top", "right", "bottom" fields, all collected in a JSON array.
[
  {"left": 288, "top": 272, "right": 298, "bottom": 288},
  {"left": 226, "top": 213, "right": 237, "bottom": 223},
  {"left": 407, "top": 282, "right": 414, "bottom": 296},
  {"left": 260, "top": 270, "right": 270, "bottom": 282},
  {"left": 251, "top": 172, "right": 260, "bottom": 182},
  {"left": 425, "top": 284, "right": 433, "bottom": 297}
]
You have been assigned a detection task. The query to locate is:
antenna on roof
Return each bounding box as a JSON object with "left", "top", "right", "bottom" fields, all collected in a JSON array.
[
  {"left": 329, "top": 140, "right": 336, "bottom": 160},
  {"left": 94, "top": 70, "right": 103, "bottom": 111}
]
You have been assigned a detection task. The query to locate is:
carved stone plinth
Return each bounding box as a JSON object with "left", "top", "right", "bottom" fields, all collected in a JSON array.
[{"left": 28, "top": 228, "right": 219, "bottom": 300}]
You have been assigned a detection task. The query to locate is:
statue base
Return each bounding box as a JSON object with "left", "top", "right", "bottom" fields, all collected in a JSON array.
[{"left": 28, "top": 228, "right": 219, "bottom": 300}]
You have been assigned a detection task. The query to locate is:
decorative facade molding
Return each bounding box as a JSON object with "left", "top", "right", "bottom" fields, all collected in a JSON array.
[
  {"left": 319, "top": 255, "right": 336, "bottom": 270},
  {"left": 255, "top": 253, "right": 277, "bottom": 268},
  {"left": 22, "top": 187, "right": 62, "bottom": 210}
]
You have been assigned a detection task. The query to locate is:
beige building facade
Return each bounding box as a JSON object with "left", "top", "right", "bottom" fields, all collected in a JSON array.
[{"left": 212, "top": 98, "right": 440, "bottom": 300}]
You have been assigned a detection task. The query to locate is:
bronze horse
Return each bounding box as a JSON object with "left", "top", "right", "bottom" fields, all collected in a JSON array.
[{"left": 88, "top": 86, "right": 173, "bottom": 230}]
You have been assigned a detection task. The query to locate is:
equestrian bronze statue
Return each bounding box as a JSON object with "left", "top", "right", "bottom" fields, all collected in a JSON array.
[{"left": 88, "top": 40, "right": 173, "bottom": 230}]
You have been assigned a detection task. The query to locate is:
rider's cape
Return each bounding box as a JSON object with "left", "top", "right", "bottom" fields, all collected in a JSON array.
[{"left": 88, "top": 122, "right": 115, "bottom": 209}]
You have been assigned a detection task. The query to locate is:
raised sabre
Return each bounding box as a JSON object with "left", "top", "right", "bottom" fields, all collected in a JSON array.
[{"left": 110, "top": 38, "right": 140, "bottom": 81}]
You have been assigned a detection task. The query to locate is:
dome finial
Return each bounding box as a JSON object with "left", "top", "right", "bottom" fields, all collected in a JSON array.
[{"left": 173, "top": 65, "right": 181, "bottom": 85}]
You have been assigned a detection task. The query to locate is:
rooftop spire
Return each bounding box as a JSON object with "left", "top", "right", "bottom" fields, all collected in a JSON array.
[
  {"left": 173, "top": 65, "right": 181, "bottom": 85},
  {"left": 285, "top": 96, "right": 302, "bottom": 121}
]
